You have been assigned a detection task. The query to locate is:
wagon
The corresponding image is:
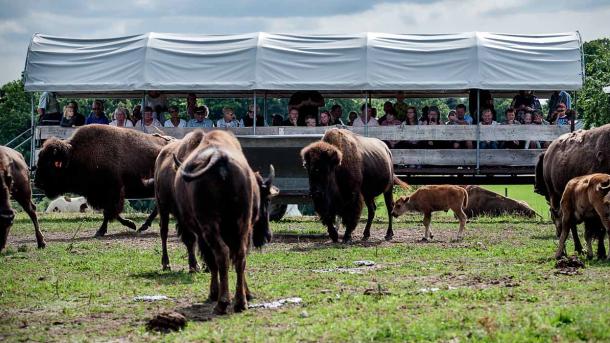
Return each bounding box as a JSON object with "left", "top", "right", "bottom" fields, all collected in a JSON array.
[{"left": 23, "top": 32, "right": 584, "bottom": 216}]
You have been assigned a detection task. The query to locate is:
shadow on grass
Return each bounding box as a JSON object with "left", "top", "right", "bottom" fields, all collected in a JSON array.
[
  {"left": 530, "top": 233, "right": 556, "bottom": 240},
  {"left": 130, "top": 270, "right": 198, "bottom": 285},
  {"left": 288, "top": 237, "right": 386, "bottom": 252},
  {"left": 41, "top": 231, "right": 159, "bottom": 244},
  {"left": 177, "top": 302, "right": 219, "bottom": 322}
]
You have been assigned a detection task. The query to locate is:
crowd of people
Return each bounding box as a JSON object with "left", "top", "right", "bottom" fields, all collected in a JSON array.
[{"left": 37, "top": 90, "right": 574, "bottom": 149}]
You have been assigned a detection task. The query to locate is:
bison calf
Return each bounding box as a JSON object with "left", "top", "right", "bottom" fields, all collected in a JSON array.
[
  {"left": 392, "top": 185, "right": 468, "bottom": 241},
  {"left": 555, "top": 173, "right": 610, "bottom": 260},
  {"left": 0, "top": 146, "right": 45, "bottom": 251}
]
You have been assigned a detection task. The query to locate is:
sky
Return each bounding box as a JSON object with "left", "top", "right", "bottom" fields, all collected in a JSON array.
[{"left": 1, "top": 0, "right": 610, "bottom": 85}]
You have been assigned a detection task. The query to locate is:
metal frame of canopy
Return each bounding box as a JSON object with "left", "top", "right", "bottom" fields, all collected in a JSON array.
[{"left": 24, "top": 31, "right": 585, "bottom": 181}]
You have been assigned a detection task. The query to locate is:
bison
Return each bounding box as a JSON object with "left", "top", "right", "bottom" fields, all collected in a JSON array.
[
  {"left": 153, "top": 130, "right": 206, "bottom": 272},
  {"left": 392, "top": 185, "right": 468, "bottom": 241},
  {"left": 0, "top": 146, "right": 45, "bottom": 251},
  {"left": 555, "top": 173, "right": 610, "bottom": 260},
  {"left": 462, "top": 185, "right": 537, "bottom": 218},
  {"left": 173, "top": 130, "right": 277, "bottom": 314},
  {"left": 300, "top": 128, "right": 408, "bottom": 243},
  {"left": 535, "top": 124, "right": 610, "bottom": 258},
  {"left": 34, "top": 125, "right": 171, "bottom": 237}
]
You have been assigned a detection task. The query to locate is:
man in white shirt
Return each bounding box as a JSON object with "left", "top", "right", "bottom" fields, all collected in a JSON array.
[
  {"left": 143, "top": 91, "right": 168, "bottom": 122},
  {"left": 352, "top": 103, "right": 379, "bottom": 127}
]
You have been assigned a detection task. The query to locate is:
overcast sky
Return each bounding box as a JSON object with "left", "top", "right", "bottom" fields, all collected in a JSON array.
[{"left": 1, "top": 0, "right": 609, "bottom": 84}]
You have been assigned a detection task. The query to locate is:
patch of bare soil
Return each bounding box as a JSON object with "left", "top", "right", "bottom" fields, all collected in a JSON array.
[
  {"left": 7, "top": 226, "right": 185, "bottom": 251},
  {"left": 410, "top": 273, "right": 520, "bottom": 291}
]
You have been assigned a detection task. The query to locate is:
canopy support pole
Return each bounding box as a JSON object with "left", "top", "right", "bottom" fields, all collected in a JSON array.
[
  {"left": 364, "top": 92, "right": 369, "bottom": 137},
  {"left": 571, "top": 91, "right": 576, "bottom": 132},
  {"left": 253, "top": 91, "right": 257, "bottom": 135},
  {"left": 30, "top": 93, "right": 35, "bottom": 169},
  {"left": 475, "top": 89, "right": 481, "bottom": 173},
  {"left": 263, "top": 91, "right": 267, "bottom": 127}
]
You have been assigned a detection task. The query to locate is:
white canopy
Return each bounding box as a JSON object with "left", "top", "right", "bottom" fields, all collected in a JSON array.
[
  {"left": 604, "top": 86, "right": 610, "bottom": 94},
  {"left": 24, "top": 32, "right": 583, "bottom": 93}
]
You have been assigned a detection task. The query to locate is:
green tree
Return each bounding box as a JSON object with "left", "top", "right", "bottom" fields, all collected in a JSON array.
[
  {"left": 574, "top": 38, "right": 610, "bottom": 128},
  {"left": 0, "top": 80, "right": 34, "bottom": 159}
]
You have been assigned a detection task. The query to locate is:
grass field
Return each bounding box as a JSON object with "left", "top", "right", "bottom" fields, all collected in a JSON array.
[{"left": 1, "top": 192, "right": 610, "bottom": 342}]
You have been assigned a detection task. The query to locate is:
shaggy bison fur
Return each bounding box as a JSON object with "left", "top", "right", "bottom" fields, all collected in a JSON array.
[{"left": 34, "top": 125, "right": 171, "bottom": 237}]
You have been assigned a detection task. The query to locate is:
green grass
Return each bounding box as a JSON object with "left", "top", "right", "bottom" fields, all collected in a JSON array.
[{"left": 1, "top": 203, "right": 609, "bottom": 342}]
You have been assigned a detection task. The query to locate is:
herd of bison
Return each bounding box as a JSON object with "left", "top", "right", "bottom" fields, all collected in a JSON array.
[{"left": 1, "top": 124, "right": 610, "bottom": 314}]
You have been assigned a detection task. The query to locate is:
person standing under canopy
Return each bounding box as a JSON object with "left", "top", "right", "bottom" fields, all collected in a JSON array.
[{"left": 37, "top": 91, "right": 62, "bottom": 125}]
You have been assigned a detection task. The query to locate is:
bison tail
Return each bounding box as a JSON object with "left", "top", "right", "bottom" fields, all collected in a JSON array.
[
  {"left": 180, "top": 148, "right": 224, "bottom": 182},
  {"left": 393, "top": 176, "right": 410, "bottom": 190},
  {"left": 534, "top": 152, "right": 548, "bottom": 199}
]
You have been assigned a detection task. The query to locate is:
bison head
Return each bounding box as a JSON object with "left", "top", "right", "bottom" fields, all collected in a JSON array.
[
  {"left": 252, "top": 165, "right": 279, "bottom": 248},
  {"left": 301, "top": 142, "right": 342, "bottom": 219},
  {"left": 391, "top": 196, "right": 413, "bottom": 217},
  {"left": 35, "top": 138, "right": 72, "bottom": 199},
  {"left": 0, "top": 163, "right": 15, "bottom": 251}
]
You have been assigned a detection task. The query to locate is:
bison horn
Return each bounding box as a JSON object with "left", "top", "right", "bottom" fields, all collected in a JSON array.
[
  {"left": 266, "top": 164, "right": 275, "bottom": 185},
  {"left": 173, "top": 154, "right": 182, "bottom": 168}
]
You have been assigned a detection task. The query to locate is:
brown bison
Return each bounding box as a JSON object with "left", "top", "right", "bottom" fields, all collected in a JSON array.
[
  {"left": 462, "top": 185, "right": 537, "bottom": 218},
  {"left": 392, "top": 185, "right": 468, "bottom": 241},
  {"left": 34, "top": 125, "right": 171, "bottom": 237},
  {"left": 0, "top": 146, "right": 45, "bottom": 251},
  {"left": 555, "top": 173, "right": 610, "bottom": 260},
  {"left": 535, "top": 124, "right": 610, "bottom": 258},
  {"left": 173, "top": 130, "right": 277, "bottom": 314},
  {"left": 152, "top": 130, "right": 206, "bottom": 272},
  {"left": 300, "top": 128, "right": 408, "bottom": 242}
]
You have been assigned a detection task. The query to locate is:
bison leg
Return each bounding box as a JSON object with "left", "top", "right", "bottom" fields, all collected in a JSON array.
[
  {"left": 94, "top": 212, "right": 111, "bottom": 237},
  {"left": 204, "top": 229, "right": 231, "bottom": 315},
  {"left": 383, "top": 190, "right": 394, "bottom": 241},
  {"left": 116, "top": 215, "right": 137, "bottom": 231},
  {"left": 422, "top": 212, "right": 433, "bottom": 241},
  {"left": 137, "top": 206, "right": 158, "bottom": 232},
  {"left": 342, "top": 197, "right": 363, "bottom": 243},
  {"left": 322, "top": 215, "right": 339, "bottom": 243},
  {"left": 158, "top": 209, "right": 171, "bottom": 270},
  {"left": 182, "top": 227, "right": 200, "bottom": 273},
  {"left": 362, "top": 198, "right": 376, "bottom": 241},
  {"left": 233, "top": 248, "right": 248, "bottom": 313},
  {"left": 16, "top": 197, "right": 45, "bottom": 249},
  {"left": 198, "top": 238, "right": 219, "bottom": 302},
  {"left": 555, "top": 217, "right": 571, "bottom": 259},
  {"left": 571, "top": 224, "right": 583, "bottom": 255},
  {"left": 455, "top": 207, "right": 468, "bottom": 241}
]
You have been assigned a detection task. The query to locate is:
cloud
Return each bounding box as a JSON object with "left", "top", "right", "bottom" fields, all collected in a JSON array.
[{"left": 1, "top": 0, "right": 609, "bottom": 84}]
